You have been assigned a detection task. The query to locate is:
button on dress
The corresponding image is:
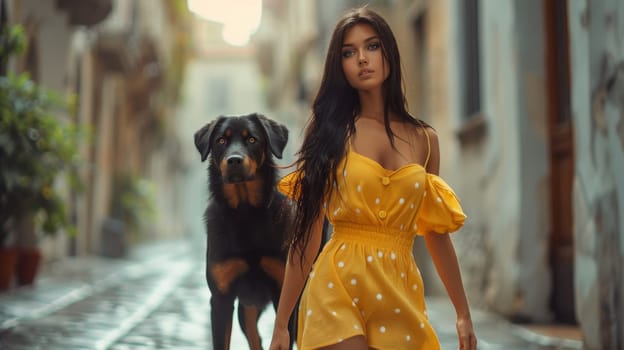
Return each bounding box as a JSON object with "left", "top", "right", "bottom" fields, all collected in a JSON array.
[{"left": 278, "top": 145, "right": 466, "bottom": 350}]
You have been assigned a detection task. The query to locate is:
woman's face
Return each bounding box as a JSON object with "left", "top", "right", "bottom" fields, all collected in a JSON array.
[{"left": 341, "top": 23, "right": 389, "bottom": 92}]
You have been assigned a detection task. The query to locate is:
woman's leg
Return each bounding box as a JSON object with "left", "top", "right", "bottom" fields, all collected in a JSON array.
[{"left": 318, "top": 335, "right": 371, "bottom": 350}]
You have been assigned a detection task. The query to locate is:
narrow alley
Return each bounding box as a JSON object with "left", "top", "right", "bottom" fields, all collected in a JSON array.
[
  {"left": 2, "top": 0, "right": 623, "bottom": 349},
  {"left": 0, "top": 239, "right": 581, "bottom": 350}
]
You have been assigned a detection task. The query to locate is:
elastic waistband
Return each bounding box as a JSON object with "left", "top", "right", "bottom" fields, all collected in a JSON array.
[{"left": 332, "top": 223, "right": 415, "bottom": 251}]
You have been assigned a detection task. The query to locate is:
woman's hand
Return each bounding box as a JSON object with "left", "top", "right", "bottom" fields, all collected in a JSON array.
[
  {"left": 456, "top": 316, "right": 477, "bottom": 350},
  {"left": 269, "top": 326, "right": 290, "bottom": 350}
]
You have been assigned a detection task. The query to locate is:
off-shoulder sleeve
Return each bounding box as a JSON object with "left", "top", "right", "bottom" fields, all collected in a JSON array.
[
  {"left": 277, "top": 169, "right": 302, "bottom": 199},
  {"left": 415, "top": 174, "right": 467, "bottom": 235}
]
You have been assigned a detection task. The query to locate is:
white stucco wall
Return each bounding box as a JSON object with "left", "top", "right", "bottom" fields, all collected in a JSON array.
[
  {"left": 445, "top": 0, "right": 552, "bottom": 321},
  {"left": 13, "top": 0, "right": 73, "bottom": 92},
  {"left": 472, "top": 0, "right": 523, "bottom": 316},
  {"left": 513, "top": 0, "right": 552, "bottom": 322}
]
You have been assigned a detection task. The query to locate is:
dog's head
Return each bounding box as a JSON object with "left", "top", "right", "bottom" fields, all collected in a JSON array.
[{"left": 194, "top": 113, "right": 289, "bottom": 183}]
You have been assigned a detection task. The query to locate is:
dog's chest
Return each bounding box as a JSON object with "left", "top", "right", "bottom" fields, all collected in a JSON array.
[
  {"left": 210, "top": 204, "right": 284, "bottom": 248},
  {"left": 229, "top": 210, "right": 273, "bottom": 240}
]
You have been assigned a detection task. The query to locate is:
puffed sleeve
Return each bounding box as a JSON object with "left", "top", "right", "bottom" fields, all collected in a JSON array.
[
  {"left": 415, "top": 174, "right": 467, "bottom": 235},
  {"left": 277, "top": 169, "right": 303, "bottom": 200}
]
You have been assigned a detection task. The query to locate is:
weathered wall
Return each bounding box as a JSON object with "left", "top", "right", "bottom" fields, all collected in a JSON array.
[
  {"left": 568, "top": 0, "right": 624, "bottom": 348},
  {"left": 456, "top": 0, "right": 525, "bottom": 317},
  {"left": 444, "top": 0, "right": 554, "bottom": 322},
  {"left": 512, "top": 0, "right": 552, "bottom": 322}
]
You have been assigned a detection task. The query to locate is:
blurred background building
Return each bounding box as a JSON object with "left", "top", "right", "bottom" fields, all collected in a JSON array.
[
  {"left": 1, "top": 0, "right": 190, "bottom": 259},
  {"left": 1, "top": 0, "right": 623, "bottom": 349}
]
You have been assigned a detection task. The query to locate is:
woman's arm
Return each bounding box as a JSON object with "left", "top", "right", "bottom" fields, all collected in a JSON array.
[
  {"left": 422, "top": 126, "right": 477, "bottom": 350},
  {"left": 424, "top": 233, "right": 476, "bottom": 349},
  {"left": 270, "top": 214, "right": 325, "bottom": 349},
  {"left": 424, "top": 233, "right": 471, "bottom": 320}
]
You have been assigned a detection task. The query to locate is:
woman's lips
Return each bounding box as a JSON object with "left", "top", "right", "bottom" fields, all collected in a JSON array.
[{"left": 359, "top": 69, "right": 374, "bottom": 77}]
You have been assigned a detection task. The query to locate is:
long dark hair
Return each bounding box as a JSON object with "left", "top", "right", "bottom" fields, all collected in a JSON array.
[{"left": 289, "top": 7, "right": 422, "bottom": 261}]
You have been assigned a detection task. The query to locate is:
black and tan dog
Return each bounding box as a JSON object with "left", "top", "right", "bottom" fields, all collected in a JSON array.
[{"left": 194, "top": 113, "right": 294, "bottom": 350}]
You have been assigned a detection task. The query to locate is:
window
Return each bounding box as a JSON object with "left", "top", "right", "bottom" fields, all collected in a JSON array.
[
  {"left": 463, "top": 0, "right": 481, "bottom": 118},
  {"left": 456, "top": 0, "right": 486, "bottom": 144},
  {"left": 411, "top": 12, "right": 428, "bottom": 119}
]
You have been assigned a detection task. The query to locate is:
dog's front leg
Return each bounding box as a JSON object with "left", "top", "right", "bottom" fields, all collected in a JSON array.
[
  {"left": 210, "top": 294, "right": 235, "bottom": 350},
  {"left": 207, "top": 258, "right": 249, "bottom": 349},
  {"left": 238, "top": 304, "right": 263, "bottom": 350}
]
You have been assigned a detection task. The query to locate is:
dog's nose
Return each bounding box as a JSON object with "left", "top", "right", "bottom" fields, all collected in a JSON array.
[{"left": 227, "top": 155, "right": 244, "bottom": 165}]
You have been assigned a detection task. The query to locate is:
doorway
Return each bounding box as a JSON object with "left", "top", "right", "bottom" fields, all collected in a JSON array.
[{"left": 544, "top": 0, "right": 576, "bottom": 324}]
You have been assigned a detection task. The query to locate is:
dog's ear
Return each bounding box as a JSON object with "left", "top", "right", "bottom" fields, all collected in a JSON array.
[
  {"left": 252, "top": 113, "right": 289, "bottom": 159},
  {"left": 194, "top": 117, "right": 223, "bottom": 162}
]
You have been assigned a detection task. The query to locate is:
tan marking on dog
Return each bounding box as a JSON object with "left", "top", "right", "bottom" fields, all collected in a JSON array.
[
  {"left": 222, "top": 183, "right": 240, "bottom": 208},
  {"left": 209, "top": 258, "right": 249, "bottom": 294},
  {"left": 244, "top": 157, "right": 258, "bottom": 176},
  {"left": 219, "top": 159, "right": 229, "bottom": 175},
  {"left": 243, "top": 306, "right": 262, "bottom": 350},
  {"left": 244, "top": 179, "right": 263, "bottom": 207},
  {"left": 260, "top": 256, "right": 286, "bottom": 287},
  {"left": 223, "top": 179, "right": 264, "bottom": 208}
]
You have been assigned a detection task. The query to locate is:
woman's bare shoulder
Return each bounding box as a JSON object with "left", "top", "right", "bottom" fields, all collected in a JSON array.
[
  {"left": 403, "top": 119, "right": 440, "bottom": 172},
  {"left": 403, "top": 119, "right": 437, "bottom": 140}
]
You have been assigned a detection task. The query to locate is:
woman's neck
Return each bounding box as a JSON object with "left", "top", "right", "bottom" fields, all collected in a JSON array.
[{"left": 357, "top": 89, "right": 386, "bottom": 122}]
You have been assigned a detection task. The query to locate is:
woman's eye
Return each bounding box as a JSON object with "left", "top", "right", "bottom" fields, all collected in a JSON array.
[
  {"left": 368, "top": 42, "right": 380, "bottom": 50},
  {"left": 217, "top": 137, "right": 226, "bottom": 145},
  {"left": 248, "top": 136, "right": 256, "bottom": 144},
  {"left": 342, "top": 50, "right": 354, "bottom": 58}
]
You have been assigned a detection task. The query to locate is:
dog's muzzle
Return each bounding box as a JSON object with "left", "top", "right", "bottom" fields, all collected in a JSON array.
[{"left": 223, "top": 154, "right": 253, "bottom": 183}]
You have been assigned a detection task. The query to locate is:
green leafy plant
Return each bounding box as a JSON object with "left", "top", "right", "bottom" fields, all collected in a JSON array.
[
  {"left": 110, "top": 174, "right": 156, "bottom": 239},
  {"left": 0, "top": 25, "right": 84, "bottom": 247},
  {"left": 0, "top": 25, "right": 27, "bottom": 75}
]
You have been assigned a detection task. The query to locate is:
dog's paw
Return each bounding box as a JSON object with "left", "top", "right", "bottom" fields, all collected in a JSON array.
[{"left": 210, "top": 258, "right": 249, "bottom": 294}]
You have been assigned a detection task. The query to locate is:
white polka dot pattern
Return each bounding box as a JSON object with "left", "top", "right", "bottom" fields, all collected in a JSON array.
[{"left": 277, "top": 150, "right": 461, "bottom": 349}]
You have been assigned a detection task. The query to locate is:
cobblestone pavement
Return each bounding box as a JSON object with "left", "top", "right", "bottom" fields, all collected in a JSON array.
[{"left": 0, "top": 239, "right": 582, "bottom": 350}]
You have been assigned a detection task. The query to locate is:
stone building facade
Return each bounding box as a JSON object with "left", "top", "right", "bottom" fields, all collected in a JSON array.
[{"left": 2, "top": 0, "right": 189, "bottom": 259}]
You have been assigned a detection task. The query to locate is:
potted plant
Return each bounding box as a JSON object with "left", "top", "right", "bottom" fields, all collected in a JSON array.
[
  {"left": 101, "top": 173, "right": 156, "bottom": 257},
  {"left": 0, "top": 25, "right": 83, "bottom": 289}
]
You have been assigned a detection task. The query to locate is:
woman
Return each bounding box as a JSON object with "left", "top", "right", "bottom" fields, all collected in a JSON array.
[{"left": 270, "top": 7, "right": 477, "bottom": 350}]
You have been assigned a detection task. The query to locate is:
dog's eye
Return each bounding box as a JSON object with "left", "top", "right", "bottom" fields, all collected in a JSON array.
[
  {"left": 248, "top": 136, "right": 256, "bottom": 144},
  {"left": 217, "top": 137, "right": 226, "bottom": 145}
]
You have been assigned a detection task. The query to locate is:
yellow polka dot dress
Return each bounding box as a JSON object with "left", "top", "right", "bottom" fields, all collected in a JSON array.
[{"left": 278, "top": 147, "right": 466, "bottom": 350}]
